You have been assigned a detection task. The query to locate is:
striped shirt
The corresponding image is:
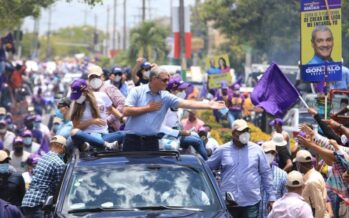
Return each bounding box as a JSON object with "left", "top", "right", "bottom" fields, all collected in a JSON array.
[{"left": 259, "top": 165, "right": 287, "bottom": 218}]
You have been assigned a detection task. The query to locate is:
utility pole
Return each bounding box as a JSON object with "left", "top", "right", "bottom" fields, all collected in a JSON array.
[
  {"left": 179, "top": 0, "right": 186, "bottom": 69},
  {"left": 123, "top": 0, "right": 127, "bottom": 50},
  {"left": 31, "top": 16, "right": 40, "bottom": 59},
  {"left": 46, "top": 6, "right": 52, "bottom": 60},
  {"left": 142, "top": 0, "right": 146, "bottom": 22},
  {"left": 105, "top": 6, "right": 110, "bottom": 55},
  {"left": 112, "top": 0, "right": 117, "bottom": 49}
]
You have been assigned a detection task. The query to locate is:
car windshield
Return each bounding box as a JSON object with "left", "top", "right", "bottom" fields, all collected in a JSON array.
[{"left": 62, "top": 164, "right": 221, "bottom": 213}]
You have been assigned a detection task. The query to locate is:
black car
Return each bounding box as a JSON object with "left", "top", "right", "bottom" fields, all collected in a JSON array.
[{"left": 44, "top": 151, "right": 231, "bottom": 218}]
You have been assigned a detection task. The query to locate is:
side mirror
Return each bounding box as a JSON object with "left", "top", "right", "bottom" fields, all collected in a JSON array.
[{"left": 42, "top": 196, "right": 54, "bottom": 211}]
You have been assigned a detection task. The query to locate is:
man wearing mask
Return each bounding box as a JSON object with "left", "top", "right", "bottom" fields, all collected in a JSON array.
[
  {"left": 259, "top": 141, "right": 287, "bottom": 218},
  {"left": 51, "top": 117, "right": 62, "bottom": 135},
  {"left": 22, "top": 130, "right": 40, "bottom": 154},
  {"left": 206, "top": 119, "right": 275, "bottom": 218},
  {"left": 22, "top": 135, "right": 67, "bottom": 217},
  {"left": 227, "top": 84, "right": 244, "bottom": 128},
  {"left": 110, "top": 67, "right": 129, "bottom": 97},
  {"left": 88, "top": 65, "right": 125, "bottom": 131},
  {"left": 0, "top": 150, "right": 25, "bottom": 207},
  {"left": 0, "top": 120, "right": 15, "bottom": 151},
  {"left": 295, "top": 150, "right": 328, "bottom": 218},
  {"left": 9, "top": 137, "right": 30, "bottom": 173}
]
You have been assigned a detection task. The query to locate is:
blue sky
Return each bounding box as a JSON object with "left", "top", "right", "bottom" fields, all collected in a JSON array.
[{"left": 22, "top": 0, "right": 196, "bottom": 35}]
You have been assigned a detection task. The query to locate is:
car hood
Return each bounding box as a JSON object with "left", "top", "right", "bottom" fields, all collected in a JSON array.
[{"left": 60, "top": 210, "right": 230, "bottom": 218}]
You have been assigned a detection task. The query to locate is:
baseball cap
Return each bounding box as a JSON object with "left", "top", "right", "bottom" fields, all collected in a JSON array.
[
  {"left": 262, "top": 141, "right": 276, "bottom": 153},
  {"left": 0, "top": 107, "right": 6, "bottom": 115},
  {"left": 295, "top": 150, "right": 313, "bottom": 163},
  {"left": 167, "top": 76, "right": 190, "bottom": 90},
  {"left": 26, "top": 153, "right": 41, "bottom": 165},
  {"left": 286, "top": 171, "right": 304, "bottom": 187},
  {"left": 87, "top": 65, "right": 103, "bottom": 78},
  {"left": 140, "top": 61, "right": 152, "bottom": 71},
  {"left": 53, "top": 117, "right": 62, "bottom": 124},
  {"left": 111, "top": 67, "right": 123, "bottom": 75},
  {"left": 233, "top": 83, "right": 240, "bottom": 90},
  {"left": 271, "top": 133, "right": 287, "bottom": 147},
  {"left": 231, "top": 119, "right": 249, "bottom": 131},
  {"left": 70, "top": 79, "right": 88, "bottom": 100},
  {"left": 50, "top": 135, "right": 67, "bottom": 146},
  {"left": 22, "top": 130, "right": 33, "bottom": 137},
  {"left": 13, "top": 136, "right": 23, "bottom": 144},
  {"left": 0, "top": 150, "right": 10, "bottom": 162},
  {"left": 57, "top": 97, "right": 72, "bottom": 108}
]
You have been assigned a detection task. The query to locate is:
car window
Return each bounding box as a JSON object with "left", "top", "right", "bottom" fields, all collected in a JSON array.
[{"left": 62, "top": 164, "right": 220, "bottom": 212}]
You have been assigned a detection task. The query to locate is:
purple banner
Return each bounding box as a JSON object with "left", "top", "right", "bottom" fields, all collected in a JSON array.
[{"left": 301, "top": 0, "right": 341, "bottom": 12}]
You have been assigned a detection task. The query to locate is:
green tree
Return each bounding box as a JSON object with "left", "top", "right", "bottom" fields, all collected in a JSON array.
[
  {"left": 128, "top": 21, "right": 170, "bottom": 64},
  {"left": 0, "top": 0, "right": 102, "bottom": 30}
]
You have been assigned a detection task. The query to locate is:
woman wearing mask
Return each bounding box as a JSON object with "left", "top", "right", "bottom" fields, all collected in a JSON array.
[
  {"left": 70, "top": 79, "right": 121, "bottom": 151},
  {"left": 160, "top": 76, "right": 208, "bottom": 160}
]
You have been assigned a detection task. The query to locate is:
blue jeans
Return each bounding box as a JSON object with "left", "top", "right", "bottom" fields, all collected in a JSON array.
[
  {"left": 227, "top": 110, "right": 241, "bottom": 127},
  {"left": 180, "top": 135, "right": 208, "bottom": 160},
  {"left": 228, "top": 201, "right": 260, "bottom": 218},
  {"left": 72, "top": 130, "right": 125, "bottom": 148}
]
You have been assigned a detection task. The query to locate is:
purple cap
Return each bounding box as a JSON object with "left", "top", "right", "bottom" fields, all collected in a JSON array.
[
  {"left": 233, "top": 83, "right": 240, "bottom": 90},
  {"left": 27, "top": 153, "right": 41, "bottom": 165},
  {"left": 35, "top": 115, "right": 42, "bottom": 122},
  {"left": 13, "top": 136, "right": 23, "bottom": 144},
  {"left": 269, "top": 118, "right": 284, "bottom": 126},
  {"left": 198, "top": 126, "right": 208, "bottom": 133},
  {"left": 167, "top": 76, "right": 190, "bottom": 90},
  {"left": 22, "top": 130, "right": 32, "bottom": 137},
  {"left": 70, "top": 79, "right": 88, "bottom": 100}
]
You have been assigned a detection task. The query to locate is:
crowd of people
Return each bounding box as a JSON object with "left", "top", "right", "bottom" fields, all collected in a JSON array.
[{"left": 0, "top": 54, "right": 349, "bottom": 218}]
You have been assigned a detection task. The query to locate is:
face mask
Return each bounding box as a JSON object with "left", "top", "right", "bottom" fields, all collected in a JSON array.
[
  {"left": 265, "top": 153, "right": 275, "bottom": 165},
  {"left": 341, "top": 135, "right": 348, "bottom": 145},
  {"left": 0, "top": 163, "right": 9, "bottom": 174},
  {"left": 143, "top": 70, "right": 150, "bottom": 79},
  {"left": 14, "top": 147, "right": 23, "bottom": 153},
  {"left": 238, "top": 132, "right": 250, "bottom": 144},
  {"left": 114, "top": 75, "right": 121, "bottom": 82},
  {"left": 90, "top": 78, "right": 103, "bottom": 90},
  {"left": 0, "top": 115, "right": 5, "bottom": 120},
  {"left": 176, "top": 91, "right": 186, "bottom": 99},
  {"left": 0, "top": 128, "right": 6, "bottom": 134},
  {"left": 76, "top": 95, "right": 86, "bottom": 104},
  {"left": 55, "top": 109, "right": 64, "bottom": 120},
  {"left": 7, "top": 124, "right": 14, "bottom": 129},
  {"left": 23, "top": 137, "right": 32, "bottom": 146}
]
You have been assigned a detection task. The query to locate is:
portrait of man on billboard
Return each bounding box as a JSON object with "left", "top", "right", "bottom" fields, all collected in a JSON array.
[{"left": 307, "top": 25, "right": 334, "bottom": 64}]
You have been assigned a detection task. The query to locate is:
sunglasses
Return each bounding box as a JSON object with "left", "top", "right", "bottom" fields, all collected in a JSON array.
[{"left": 157, "top": 77, "right": 169, "bottom": 83}]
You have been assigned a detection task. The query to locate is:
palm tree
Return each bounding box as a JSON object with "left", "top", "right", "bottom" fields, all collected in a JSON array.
[{"left": 128, "top": 21, "right": 169, "bottom": 63}]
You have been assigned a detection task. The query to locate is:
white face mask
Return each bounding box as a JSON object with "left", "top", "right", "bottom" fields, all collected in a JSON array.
[
  {"left": 89, "top": 78, "right": 103, "bottom": 90},
  {"left": 76, "top": 95, "right": 86, "bottom": 104},
  {"left": 265, "top": 153, "right": 275, "bottom": 165},
  {"left": 0, "top": 128, "right": 6, "bottom": 134},
  {"left": 143, "top": 70, "right": 150, "bottom": 79},
  {"left": 114, "top": 75, "right": 121, "bottom": 82},
  {"left": 239, "top": 132, "right": 250, "bottom": 144},
  {"left": 176, "top": 91, "right": 186, "bottom": 99}
]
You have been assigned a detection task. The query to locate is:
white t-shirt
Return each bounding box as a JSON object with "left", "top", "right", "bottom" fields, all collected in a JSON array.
[
  {"left": 206, "top": 137, "right": 219, "bottom": 152},
  {"left": 80, "top": 91, "right": 112, "bottom": 134},
  {"left": 9, "top": 151, "right": 31, "bottom": 174}
]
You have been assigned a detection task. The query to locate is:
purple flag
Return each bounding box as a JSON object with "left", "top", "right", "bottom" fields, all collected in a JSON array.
[{"left": 251, "top": 63, "right": 300, "bottom": 116}]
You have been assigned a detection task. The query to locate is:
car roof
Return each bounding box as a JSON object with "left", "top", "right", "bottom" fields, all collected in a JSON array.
[{"left": 73, "top": 151, "right": 203, "bottom": 168}]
